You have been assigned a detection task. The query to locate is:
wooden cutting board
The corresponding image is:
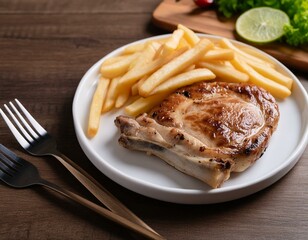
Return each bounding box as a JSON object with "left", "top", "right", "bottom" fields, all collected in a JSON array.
[{"left": 152, "top": 0, "right": 308, "bottom": 72}]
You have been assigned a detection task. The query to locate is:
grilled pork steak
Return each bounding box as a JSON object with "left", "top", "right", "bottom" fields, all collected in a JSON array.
[{"left": 115, "top": 82, "right": 279, "bottom": 188}]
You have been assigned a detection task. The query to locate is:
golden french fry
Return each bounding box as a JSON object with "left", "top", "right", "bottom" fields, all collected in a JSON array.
[
  {"left": 115, "top": 88, "right": 130, "bottom": 108},
  {"left": 162, "top": 29, "right": 184, "bottom": 53},
  {"left": 101, "top": 77, "right": 120, "bottom": 113},
  {"left": 139, "top": 39, "right": 213, "bottom": 97},
  {"left": 153, "top": 44, "right": 165, "bottom": 60},
  {"left": 122, "top": 42, "right": 146, "bottom": 54},
  {"left": 177, "top": 37, "right": 191, "bottom": 50},
  {"left": 101, "top": 55, "right": 129, "bottom": 67},
  {"left": 118, "top": 47, "right": 188, "bottom": 92},
  {"left": 197, "top": 61, "right": 249, "bottom": 83},
  {"left": 239, "top": 56, "right": 293, "bottom": 89},
  {"left": 151, "top": 68, "right": 215, "bottom": 95},
  {"left": 177, "top": 24, "right": 200, "bottom": 46},
  {"left": 231, "top": 56, "right": 291, "bottom": 98},
  {"left": 131, "top": 81, "right": 139, "bottom": 96},
  {"left": 151, "top": 41, "right": 163, "bottom": 52},
  {"left": 154, "top": 32, "right": 186, "bottom": 60},
  {"left": 124, "top": 93, "right": 168, "bottom": 116},
  {"left": 202, "top": 49, "right": 234, "bottom": 61},
  {"left": 224, "top": 61, "right": 235, "bottom": 68},
  {"left": 100, "top": 52, "right": 140, "bottom": 78},
  {"left": 183, "top": 64, "right": 196, "bottom": 72},
  {"left": 131, "top": 76, "right": 147, "bottom": 96},
  {"left": 127, "top": 42, "right": 158, "bottom": 72},
  {"left": 239, "top": 46, "right": 276, "bottom": 64},
  {"left": 137, "top": 75, "right": 147, "bottom": 88},
  {"left": 219, "top": 38, "right": 274, "bottom": 68},
  {"left": 87, "top": 77, "right": 110, "bottom": 137},
  {"left": 122, "top": 39, "right": 166, "bottom": 55}
]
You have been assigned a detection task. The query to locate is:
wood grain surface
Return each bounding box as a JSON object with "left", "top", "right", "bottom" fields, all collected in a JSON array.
[
  {"left": 0, "top": 0, "right": 307, "bottom": 239},
  {"left": 152, "top": 0, "right": 308, "bottom": 71}
]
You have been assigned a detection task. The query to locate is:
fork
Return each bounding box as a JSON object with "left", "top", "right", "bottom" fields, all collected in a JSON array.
[
  {"left": 0, "top": 144, "right": 163, "bottom": 239},
  {"left": 0, "top": 99, "right": 160, "bottom": 238}
]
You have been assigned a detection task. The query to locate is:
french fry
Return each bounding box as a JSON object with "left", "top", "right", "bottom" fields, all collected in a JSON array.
[
  {"left": 153, "top": 44, "right": 165, "bottom": 60},
  {"left": 150, "top": 68, "right": 215, "bottom": 95},
  {"left": 183, "top": 64, "right": 196, "bottom": 72},
  {"left": 161, "top": 29, "right": 184, "bottom": 54},
  {"left": 197, "top": 61, "right": 249, "bottom": 83},
  {"left": 137, "top": 75, "right": 147, "bottom": 88},
  {"left": 118, "top": 46, "right": 188, "bottom": 92},
  {"left": 122, "top": 42, "right": 146, "bottom": 54},
  {"left": 127, "top": 42, "right": 158, "bottom": 72},
  {"left": 153, "top": 30, "right": 186, "bottom": 59},
  {"left": 239, "top": 46, "right": 276, "bottom": 64},
  {"left": 153, "top": 35, "right": 190, "bottom": 61},
  {"left": 240, "top": 56, "right": 293, "bottom": 89},
  {"left": 219, "top": 38, "right": 274, "bottom": 68},
  {"left": 122, "top": 39, "right": 166, "bottom": 55},
  {"left": 124, "top": 93, "right": 168, "bottom": 116},
  {"left": 177, "top": 24, "right": 200, "bottom": 46},
  {"left": 202, "top": 49, "right": 234, "bottom": 61},
  {"left": 224, "top": 61, "right": 235, "bottom": 68},
  {"left": 231, "top": 56, "right": 291, "bottom": 98},
  {"left": 101, "top": 77, "right": 120, "bottom": 112},
  {"left": 87, "top": 77, "right": 110, "bottom": 137},
  {"left": 100, "top": 52, "right": 140, "bottom": 78},
  {"left": 101, "top": 55, "right": 129, "bottom": 67},
  {"left": 177, "top": 37, "right": 191, "bottom": 50},
  {"left": 131, "top": 81, "right": 139, "bottom": 96},
  {"left": 139, "top": 39, "right": 213, "bottom": 97},
  {"left": 115, "top": 87, "right": 130, "bottom": 108},
  {"left": 131, "top": 76, "right": 147, "bottom": 96},
  {"left": 150, "top": 41, "right": 163, "bottom": 52}
]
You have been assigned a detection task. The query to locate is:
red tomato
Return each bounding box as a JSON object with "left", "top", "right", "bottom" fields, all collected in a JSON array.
[{"left": 194, "top": 0, "right": 214, "bottom": 8}]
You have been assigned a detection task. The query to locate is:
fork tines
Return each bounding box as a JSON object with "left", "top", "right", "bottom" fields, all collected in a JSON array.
[
  {"left": 0, "top": 144, "right": 19, "bottom": 177},
  {"left": 0, "top": 99, "right": 47, "bottom": 149}
]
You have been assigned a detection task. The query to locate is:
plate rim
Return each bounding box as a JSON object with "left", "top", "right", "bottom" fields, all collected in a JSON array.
[{"left": 72, "top": 34, "right": 308, "bottom": 204}]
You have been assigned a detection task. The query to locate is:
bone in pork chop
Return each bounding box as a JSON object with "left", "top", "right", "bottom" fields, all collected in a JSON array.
[{"left": 115, "top": 82, "right": 279, "bottom": 188}]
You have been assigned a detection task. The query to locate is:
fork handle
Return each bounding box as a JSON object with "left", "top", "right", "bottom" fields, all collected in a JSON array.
[
  {"left": 51, "top": 152, "right": 157, "bottom": 234},
  {"left": 37, "top": 179, "right": 163, "bottom": 240}
]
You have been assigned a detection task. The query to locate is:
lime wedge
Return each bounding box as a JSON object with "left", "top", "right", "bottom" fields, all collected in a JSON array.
[{"left": 235, "top": 7, "right": 290, "bottom": 44}]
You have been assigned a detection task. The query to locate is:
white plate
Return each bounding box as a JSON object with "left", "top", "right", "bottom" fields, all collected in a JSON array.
[{"left": 73, "top": 34, "right": 308, "bottom": 204}]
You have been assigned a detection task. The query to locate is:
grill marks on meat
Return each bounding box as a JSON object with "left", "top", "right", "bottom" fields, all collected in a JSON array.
[
  {"left": 149, "top": 82, "right": 280, "bottom": 172},
  {"left": 115, "top": 82, "right": 279, "bottom": 188}
]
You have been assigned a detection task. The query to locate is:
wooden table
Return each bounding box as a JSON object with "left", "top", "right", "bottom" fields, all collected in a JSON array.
[{"left": 0, "top": 1, "right": 307, "bottom": 239}]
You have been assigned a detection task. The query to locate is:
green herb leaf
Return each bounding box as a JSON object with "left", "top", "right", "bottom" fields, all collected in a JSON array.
[{"left": 217, "top": 0, "right": 308, "bottom": 46}]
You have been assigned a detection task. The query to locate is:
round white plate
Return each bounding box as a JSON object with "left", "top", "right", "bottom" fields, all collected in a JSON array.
[{"left": 73, "top": 34, "right": 308, "bottom": 204}]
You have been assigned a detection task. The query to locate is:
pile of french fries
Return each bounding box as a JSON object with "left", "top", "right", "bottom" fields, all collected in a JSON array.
[{"left": 87, "top": 24, "right": 293, "bottom": 137}]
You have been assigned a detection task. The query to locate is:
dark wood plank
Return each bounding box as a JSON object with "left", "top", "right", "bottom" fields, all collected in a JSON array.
[{"left": 0, "top": 0, "right": 160, "bottom": 14}]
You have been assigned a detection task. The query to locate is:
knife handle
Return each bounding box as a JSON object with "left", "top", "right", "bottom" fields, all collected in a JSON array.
[{"left": 52, "top": 152, "right": 159, "bottom": 236}]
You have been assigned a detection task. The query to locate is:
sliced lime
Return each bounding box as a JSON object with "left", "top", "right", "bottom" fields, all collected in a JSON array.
[{"left": 235, "top": 7, "right": 290, "bottom": 44}]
